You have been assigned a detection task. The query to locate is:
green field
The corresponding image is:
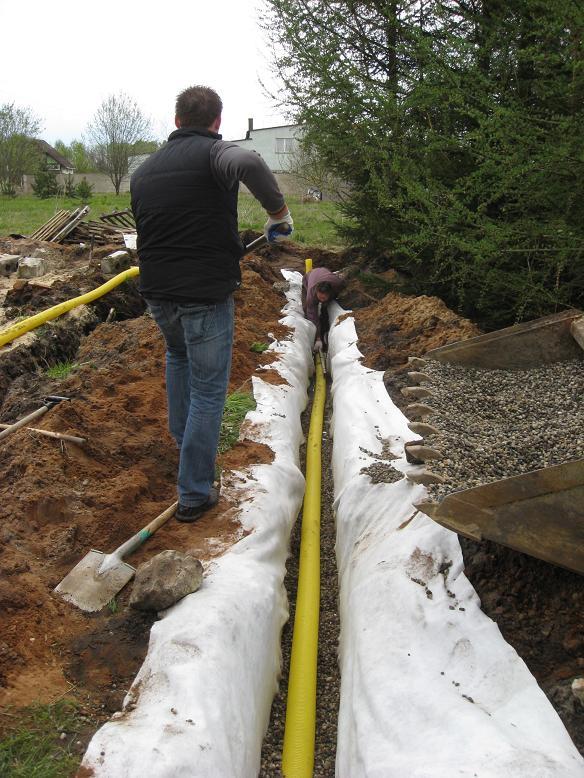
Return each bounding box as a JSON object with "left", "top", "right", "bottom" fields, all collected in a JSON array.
[{"left": 0, "top": 193, "right": 346, "bottom": 250}]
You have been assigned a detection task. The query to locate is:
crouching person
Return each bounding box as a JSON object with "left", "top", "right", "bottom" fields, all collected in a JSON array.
[{"left": 301, "top": 267, "right": 346, "bottom": 353}]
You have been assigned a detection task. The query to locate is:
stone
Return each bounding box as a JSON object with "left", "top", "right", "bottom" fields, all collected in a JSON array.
[
  {"left": 17, "top": 257, "right": 47, "bottom": 279},
  {"left": 401, "top": 386, "right": 433, "bottom": 399},
  {"left": 101, "top": 250, "right": 131, "bottom": 275},
  {"left": 563, "top": 633, "right": 583, "bottom": 653},
  {"left": 571, "top": 316, "right": 584, "bottom": 352},
  {"left": 129, "top": 550, "right": 203, "bottom": 612},
  {"left": 0, "top": 254, "right": 21, "bottom": 277},
  {"left": 11, "top": 278, "right": 28, "bottom": 291}
]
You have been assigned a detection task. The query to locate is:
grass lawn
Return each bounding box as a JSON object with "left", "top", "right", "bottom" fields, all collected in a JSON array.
[
  {"left": 0, "top": 193, "right": 131, "bottom": 237},
  {"left": 0, "top": 701, "right": 84, "bottom": 777},
  {"left": 0, "top": 193, "right": 348, "bottom": 250}
]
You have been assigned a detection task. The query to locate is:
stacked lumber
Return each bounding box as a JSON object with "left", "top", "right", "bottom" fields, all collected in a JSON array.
[
  {"left": 65, "top": 220, "right": 127, "bottom": 246},
  {"left": 29, "top": 206, "right": 89, "bottom": 242},
  {"left": 29, "top": 207, "right": 136, "bottom": 247}
]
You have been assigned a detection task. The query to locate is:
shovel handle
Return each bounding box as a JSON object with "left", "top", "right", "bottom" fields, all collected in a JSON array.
[
  {"left": 245, "top": 235, "right": 268, "bottom": 252},
  {"left": 0, "top": 405, "right": 50, "bottom": 441},
  {"left": 114, "top": 501, "right": 178, "bottom": 560}
]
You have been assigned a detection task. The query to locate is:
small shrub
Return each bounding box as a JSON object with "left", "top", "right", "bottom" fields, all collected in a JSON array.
[
  {"left": 63, "top": 175, "right": 76, "bottom": 197},
  {"left": 32, "top": 164, "right": 62, "bottom": 199},
  {"left": 74, "top": 177, "right": 94, "bottom": 201},
  {"left": 219, "top": 392, "right": 256, "bottom": 453},
  {"left": 250, "top": 341, "right": 269, "bottom": 353},
  {"left": 46, "top": 361, "right": 76, "bottom": 379},
  {"left": 1, "top": 181, "right": 17, "bottom": 197}
]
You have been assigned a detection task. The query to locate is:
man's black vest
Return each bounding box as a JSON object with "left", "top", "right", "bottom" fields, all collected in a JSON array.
[{"left": 131, "top": 128, "right": 244, "bottom": 302}]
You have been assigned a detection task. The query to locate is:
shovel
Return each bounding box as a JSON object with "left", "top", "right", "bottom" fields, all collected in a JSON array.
[{"left": 54, "top": 501, "right": 177, "bottom": 612}]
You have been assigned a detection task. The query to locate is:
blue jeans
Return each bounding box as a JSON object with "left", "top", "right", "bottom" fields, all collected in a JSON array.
[{"left": 146, "top": 297, "right": 234, "bottom": 507}]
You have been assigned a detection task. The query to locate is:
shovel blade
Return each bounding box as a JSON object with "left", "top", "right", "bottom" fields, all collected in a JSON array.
[{"left": 54, "top": 550, "right": 135, "bottom": 612}]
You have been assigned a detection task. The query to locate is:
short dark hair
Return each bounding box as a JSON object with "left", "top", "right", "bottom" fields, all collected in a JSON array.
[
  {"left": 175, "top": 85, "right": 222, "bottom": 128},
  {"left": 317, "top": 282, "right": 333, "bottom": 295}
]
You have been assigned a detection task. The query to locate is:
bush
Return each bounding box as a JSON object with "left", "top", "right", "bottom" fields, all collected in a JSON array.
[
  {"left": 63, "top": 175, "right": 76, "bottom": 197},
  {"left": 32, "top": 164, "right": 62, "bottom": 198},
  {"left": 74, "top": 177, "right": 94, "bottom": 201}
]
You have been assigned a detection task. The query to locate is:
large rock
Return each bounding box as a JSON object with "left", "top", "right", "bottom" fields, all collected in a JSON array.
[
  {"left": 101, "top": 250, "right": 131, "bottom": 275},
  {"left": 129, "top": 550, "right": 203, "bottom": 612},
  {"left": 0, "top": 254, "right": 20, "bottom": 277},
  {"left": 17, "top": 256, "right": 47, "bottom": 279}
]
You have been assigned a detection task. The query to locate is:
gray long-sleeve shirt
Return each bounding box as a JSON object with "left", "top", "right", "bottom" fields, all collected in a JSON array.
[{"left": 210, "top": 142, "right": 285, "bottom": 215}]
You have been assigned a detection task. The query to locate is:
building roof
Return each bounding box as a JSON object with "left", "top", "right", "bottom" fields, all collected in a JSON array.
[
  {"left": 34, "top": 139, "right": 74, "bottom": 170},
  {"left": 229, "top": 123, "right": 302, "bottom": 143}
]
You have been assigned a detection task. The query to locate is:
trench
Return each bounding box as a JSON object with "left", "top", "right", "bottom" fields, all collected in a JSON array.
[
  {"left": 260, "top": 375, "right": 341, "bottom": 776},
  {"left": 0, "top": 277, "right": 145, "bottom": 410}
]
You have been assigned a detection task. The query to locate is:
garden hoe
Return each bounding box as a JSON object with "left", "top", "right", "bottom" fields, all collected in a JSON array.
[{"left": 54, "top": 501, "right": 177, "bottom": 612}]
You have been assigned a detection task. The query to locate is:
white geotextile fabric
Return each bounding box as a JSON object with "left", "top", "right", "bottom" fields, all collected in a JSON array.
[
  {"left": 327, "top": 302, "right": 584, "bottom": 777},
  {"left": 81, "top": 271, "right": 314, "bottom": 777}
]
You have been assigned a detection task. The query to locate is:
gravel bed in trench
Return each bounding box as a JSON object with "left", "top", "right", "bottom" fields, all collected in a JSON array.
[
  {"left": 260, "top": 385, "right": 341, "bottom": 777},
  {"left": 418, "top": 358, "right": 584, "bottom": 501}
]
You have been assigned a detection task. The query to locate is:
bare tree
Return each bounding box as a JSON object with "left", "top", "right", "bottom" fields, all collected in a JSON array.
[
  {"left": 283, "top": 139, "right": 347, "bottom": 202},
  {"left": 0, "top": 103, "right": 42, "bottom": 195},
  {"left": 85, "top": 93, "right": 152, "bottom": 195}
]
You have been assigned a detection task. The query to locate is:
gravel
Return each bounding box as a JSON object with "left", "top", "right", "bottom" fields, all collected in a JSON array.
[
  {"left": 260, "top": 386, "right": 341, "bottom": 777},
  {"left": 416, "top": 358, "right": 584, "bottom": 501}
]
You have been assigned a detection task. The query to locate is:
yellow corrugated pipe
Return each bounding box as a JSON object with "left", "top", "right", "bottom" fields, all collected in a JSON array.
[
  {"left": 282, "top": 356, "right": 326, "bottom": 777},
  {"left": 0, "top": 266, "right": 140, "bottom": 348}
]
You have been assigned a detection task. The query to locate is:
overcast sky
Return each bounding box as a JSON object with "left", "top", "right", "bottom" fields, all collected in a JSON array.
[{"left": 0, "top": 0, "right": 290, "bottom": 145}]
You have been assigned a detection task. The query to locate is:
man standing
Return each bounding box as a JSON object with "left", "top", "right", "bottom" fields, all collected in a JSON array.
[
  {"left": 301, "top": 267, "right": 345, "bottom": 352},
  {"left": 131, "top": 85, "right": 293, "bottom": 522}
]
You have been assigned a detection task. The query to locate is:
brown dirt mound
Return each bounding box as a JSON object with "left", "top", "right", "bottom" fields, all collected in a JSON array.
[{"left": 352, "top": 291, "right": 481, "bottom": 370}]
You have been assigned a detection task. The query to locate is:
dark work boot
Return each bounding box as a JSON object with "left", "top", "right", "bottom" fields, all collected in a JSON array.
[{"left": 175, "top": 487, "right": 219, "bottom": 523}]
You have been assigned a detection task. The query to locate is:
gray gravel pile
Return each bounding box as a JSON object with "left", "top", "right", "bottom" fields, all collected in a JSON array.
[
  {"left": 260, "top": 388, "right": 341, "bottom": 776},
  {"left": 420, "top": 358, "right": 584, "bottom": 502}
]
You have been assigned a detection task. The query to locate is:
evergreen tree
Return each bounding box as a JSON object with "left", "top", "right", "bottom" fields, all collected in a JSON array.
[
  {"left": 264, "top": 0, "right": 584, "bottom": 328},
  {"left": 32, "top": 161, "right": 62, "bottom": 198}
]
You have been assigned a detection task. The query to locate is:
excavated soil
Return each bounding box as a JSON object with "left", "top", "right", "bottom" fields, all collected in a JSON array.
[
  {"left": 0, "top": 233, "right": 581, "bottom": 761},
  {"left": 0, "top": 239, "right": 323, "bottom": 754}
]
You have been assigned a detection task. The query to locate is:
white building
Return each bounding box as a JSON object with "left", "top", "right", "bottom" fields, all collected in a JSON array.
[{"left": 228, "top": 119, "right": 303, "bottom": 173}]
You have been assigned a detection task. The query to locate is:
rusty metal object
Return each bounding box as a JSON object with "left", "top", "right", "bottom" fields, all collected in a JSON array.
[
  {"left": 425, "top": 310, "right": 584, "bottom": 369},
  {"left": 414, "top": 309, "right": 584, "bottom": 573},
  {"left": 416, "top": 460, "right": 584, "bottom": 574}
]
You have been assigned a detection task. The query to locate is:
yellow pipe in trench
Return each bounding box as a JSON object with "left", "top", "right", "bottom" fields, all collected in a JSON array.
[
  {"left": 282, "top": 357, "right": 326, "bottom": 777},
  {"left": 0, "top": 266, "right": 140, "bottom": 348}
]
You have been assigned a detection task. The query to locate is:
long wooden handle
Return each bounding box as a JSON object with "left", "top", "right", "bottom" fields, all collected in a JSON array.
[
  {"left": 245, "top": 235, "right": 268, "bottom": 252},
  {"left": 113, "top": 501, "right": 178, "bottom": 561},
  {"left": 0, "top": 405, "right": 49, "bottom": 441},
  {"left": 0, "top": 423, "right": 85, "bottom": 444}
]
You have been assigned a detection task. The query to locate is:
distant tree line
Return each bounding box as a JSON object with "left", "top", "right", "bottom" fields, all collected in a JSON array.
[
  {"left": 264, "top": 0, "right": 584, "bottom": 329},
  {"left": 0, "top": 93, "right": 160, "bottom": 198}
]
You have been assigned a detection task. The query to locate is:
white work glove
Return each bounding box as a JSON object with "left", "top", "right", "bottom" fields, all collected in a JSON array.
[
  {"left": 264, "top": 210, "right": 294, "bottom": 243},
  {"left": 313, "top": 338, "right": 323, "bottom": 353}
]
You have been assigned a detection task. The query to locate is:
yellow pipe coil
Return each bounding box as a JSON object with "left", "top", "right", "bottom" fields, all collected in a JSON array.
[
  {"left": 282, "top": 357, "right": 326, "bottom": 777},
  {"left": 305, "top": 257, "right": 313, "bottom": 274},
  {"left": 0, "top": 266, "right": 140, "bottom": 348}
]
